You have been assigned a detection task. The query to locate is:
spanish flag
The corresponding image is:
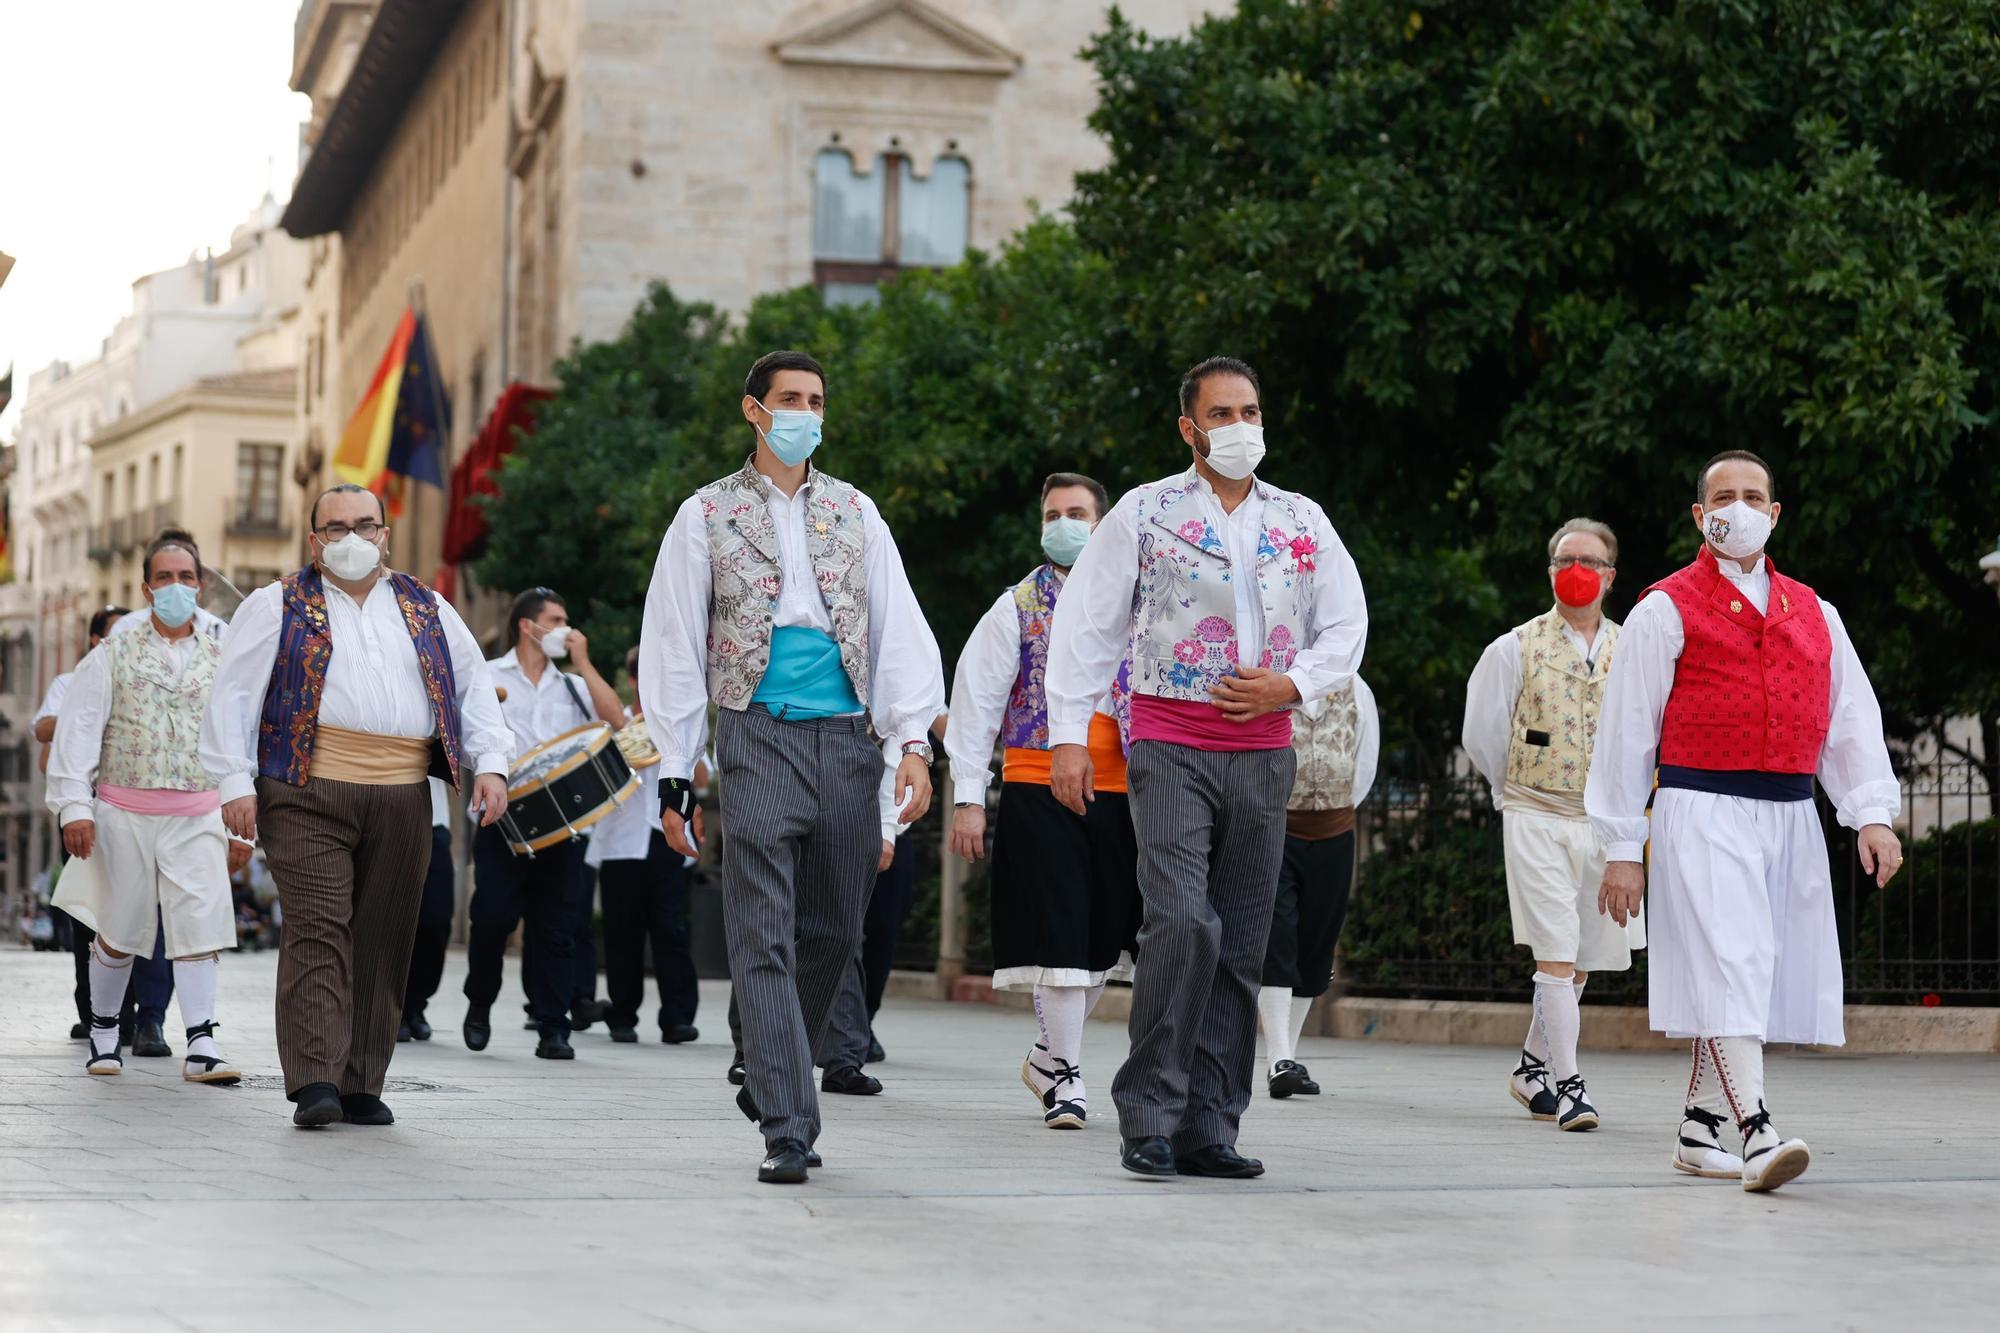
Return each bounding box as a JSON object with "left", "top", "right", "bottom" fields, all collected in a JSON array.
[{"left": 332, "top": 307, "right": 450, "bottom": 516}]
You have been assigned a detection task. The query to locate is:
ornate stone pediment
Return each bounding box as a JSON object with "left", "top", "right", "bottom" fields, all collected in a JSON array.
[{"left": 773, "top": 0, "right": 1021, "bottom": 76}]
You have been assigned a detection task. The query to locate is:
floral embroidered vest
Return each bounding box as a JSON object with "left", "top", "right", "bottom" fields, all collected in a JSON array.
[
  {"left": 1130, "top": 470, "right": 1321, "bottom": 702},
  {"left": 257, "top": 566, "right": 464, "bottom": 788},
  {"left": 100, "top": 625, "right": 221, "bottom": 791},
  {"left": 1505, "top": 607, "right": 1619, "bottom": 795},
  {"left": 1647, "top": 548, "right": 1831, "bottom": 774},
  {"left": 1000, "top": 562, "right": 1132, "bottom": 753},
  {"left": 698, "top": 459, "right": 872, "bottom": 713},
  {"left": 1287, "top": 680, "right": 1360, "bottom": 811}
]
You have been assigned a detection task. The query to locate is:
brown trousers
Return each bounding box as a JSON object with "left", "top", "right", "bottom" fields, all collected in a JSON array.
[{"left": 258, "top": 776, "right": 431, "bottom": 1098}]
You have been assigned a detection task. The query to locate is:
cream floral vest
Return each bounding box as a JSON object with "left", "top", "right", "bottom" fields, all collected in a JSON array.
[
  {"left": 1130, "top": 470, "right": 1322, "bottom": 702},
  {"left": 698, "top": 459, "right": 871, "bottom": 712},
  {"left": 1288, "top": 680, "right": 1361, "bottom": 811},
  {"left": 1505, "top": 607, "right": 1618, "bottom": 795},
  {"left": 99, "top": 625, "right": 221, "bottom": 791}
]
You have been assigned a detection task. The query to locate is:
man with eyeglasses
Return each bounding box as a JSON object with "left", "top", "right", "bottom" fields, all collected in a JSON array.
[
  {"left": 1462, "top": 518, "right": 1640, "bottom": 1135},
  {"left": 201, "top": 483, "right": 513, "bottom": 1128},
  {"left": 462, "top": 586, "right": 625, "bottom": 1060},
  {"left": 641, "top": 349, "right": 944, "bottom": 1184}
]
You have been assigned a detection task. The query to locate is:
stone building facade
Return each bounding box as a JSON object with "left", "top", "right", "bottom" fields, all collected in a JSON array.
[{"left": 282, "top": 0, "right": 1215, "bottom": 625}]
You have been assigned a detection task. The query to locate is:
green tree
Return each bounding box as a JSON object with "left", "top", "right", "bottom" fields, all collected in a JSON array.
[{"left": 1076, "top": 0, "right": 2000, "bottom": 765}]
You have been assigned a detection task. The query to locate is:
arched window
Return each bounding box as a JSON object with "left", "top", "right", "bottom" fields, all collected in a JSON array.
[{"left": 812, "top": 146, "right": 970, "bottom": 306}]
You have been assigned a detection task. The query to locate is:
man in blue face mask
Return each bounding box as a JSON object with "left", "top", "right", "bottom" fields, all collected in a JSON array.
[
  {"left": 47, "top": 533, "right": 250, "bottom": 1087},
  {"left": 943, "top": 472, "right": 1143, "bottom": 1134},
  {"left": 640, "top": 349, "right": 945, "bottom": 1185}
]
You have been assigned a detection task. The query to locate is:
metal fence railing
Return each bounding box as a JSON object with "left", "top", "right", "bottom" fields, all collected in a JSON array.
[{"left": 1340, "top": 759, "right": 1999, "bottom": 1006}]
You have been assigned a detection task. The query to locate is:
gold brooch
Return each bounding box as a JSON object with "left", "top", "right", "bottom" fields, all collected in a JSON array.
[
  {"left": 815, "top": 520, "right": 830, "bottom": 534},
  {"left": 1781, "top": 594, "right": 1791, "bottom": 614},
  {"left": 1729, "top": 599, "right": 1743, "bottom": 613}
]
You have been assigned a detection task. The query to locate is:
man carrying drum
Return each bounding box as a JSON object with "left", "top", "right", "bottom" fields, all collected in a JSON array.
[
  {"left": 462, "top": 586, "right": 627, "bottom": 1060},
  {"left": 200, "top": 483, "right": 513, "bottom": 1127}
]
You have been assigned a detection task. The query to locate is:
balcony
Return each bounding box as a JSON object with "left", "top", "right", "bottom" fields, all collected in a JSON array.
[
  {"left": 150, "top": 500, "right": 180, "bottom": 535},
  {"left": 87, "top": 524, "right": 114, "bottom": 565},
  {"left": 228, "top": 497, "right": 289, "bottom": 541}
]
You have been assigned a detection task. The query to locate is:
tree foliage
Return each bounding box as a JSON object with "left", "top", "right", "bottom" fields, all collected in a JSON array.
[{"left": 483, "top": 0, "right": 2000, "bottom": 770}]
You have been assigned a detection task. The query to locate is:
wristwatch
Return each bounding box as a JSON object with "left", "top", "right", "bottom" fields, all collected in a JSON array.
[{"left": 900, "top": 740, "right": 934, "bottom": 766}]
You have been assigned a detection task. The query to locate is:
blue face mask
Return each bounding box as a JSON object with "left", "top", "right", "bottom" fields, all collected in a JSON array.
[
  {"left": 150, "top": 582, "right": 198, "bottom": 629},
  {"left": 1041, "top": 516, "right": 1094, "bottom": 568},
  {"left": 756, "top": 403, "right": 823, "bottom": 467}
]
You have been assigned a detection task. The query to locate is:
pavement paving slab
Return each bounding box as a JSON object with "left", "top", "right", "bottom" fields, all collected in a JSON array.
[{"left": 3, "top": 946, "right": 1996, "bottom": 1331}]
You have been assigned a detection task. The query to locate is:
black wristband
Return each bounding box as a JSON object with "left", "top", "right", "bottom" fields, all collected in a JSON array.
[{"left": 659, "top": 777, "right": 695, "bottom": 820}]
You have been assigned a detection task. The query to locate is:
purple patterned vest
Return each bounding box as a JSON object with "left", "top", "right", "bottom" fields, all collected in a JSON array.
[
  {"left": 257, "top": 566, "right": 464, "bottom": 788},
  {"left": 1000, "top": 563, "right": 1133, "bottom": 754}
]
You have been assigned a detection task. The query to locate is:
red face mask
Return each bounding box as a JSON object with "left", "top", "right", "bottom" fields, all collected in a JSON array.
[{"left": 1553, "top": 562, "right": 1602, "bottom": 608}]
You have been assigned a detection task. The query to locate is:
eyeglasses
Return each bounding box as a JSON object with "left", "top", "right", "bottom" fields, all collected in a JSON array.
[
  {"left": 315, "top": 520, "right": 386, "bottom": 541},
  {"left": 1551, "top": 556, "right": 1613, "bottom": 572}
]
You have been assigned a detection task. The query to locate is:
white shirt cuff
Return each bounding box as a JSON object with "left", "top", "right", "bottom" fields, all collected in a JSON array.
[
  {"left": 1048, "top": 720, "right": 1091, "bottom": 748},
  {"left": 474, "top": 752, "right": 511, "bottom": 779},
  {"left": 880, "top": 821, "right": 901, "bottom": 845},
  {"left": 1850, "top": 808, "right": 1897, "bottom": 833},
  {"left": 218, "top": 773, "right": 257, "bottom": 805},
  {"left": 953, "top": 775, "right": 990, "bottom": 806},
  {"left": 1605, "top": 841, "right": 1645, "bottom": 864},
  {"left": 1282, "top": 669, "right": 1312, "bottom": 708},
  {"left": 59, "top": 803, "right": 95, "bottom": 828}
]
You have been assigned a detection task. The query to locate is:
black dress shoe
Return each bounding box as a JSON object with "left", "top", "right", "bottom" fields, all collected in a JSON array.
[
  {"left": 397, "top": 1019, "right": 413, "bottom": 1043},
  {"left": 726, "top": 1058, "right": 747, "bottom": 1086},
  {"left": 70, "top": 1021, "right": 88, "bottom": 1041},
  {"left": 131, "top": 1021, "right": 173, "bottom": 1058},
  {"left": 865, "top": 1035, "right": 886, "bottom": 1065},
  {"left": 535, "top": 1031, "right": 575, "bottom": 1060},
  {"left": 410, "top": 1015, "right": 432, "bottom": 1042},
  {"left": 292, "top": 1082, "right": 344, "bottom": 1129},
  {"left": 1175, "top": 1143, "right": 1266, "bottom": 1178},
  {"left": 758, "top": 1138, "right": 812, "bottom": 1184},
  {"left": 661, "top": 1023, "right": 699, "bottom": 1044},
  {"left": 339, "top": 1092, "right": 395, "bottom": 1126},
  {"left": 807, "top": 1148, "right": 823, "bottom": 1168},
  {"left": 1268, "top": 1059, "right": 1317, "bottom": 1099},
  {"left": 1121, "top": 1136, "right": 1177, "bottom": 1178},
  {"left": 736, "top": 1086, "right": 762, "bottom": 1125},
  {"left": 571, "top": 998, "right": 602, "bottom": 1032},
  {"left": 609, "top": 1025, "right": 639, "bottom": 1043},
  {"left": 463, "top": 1005, "right": 491, "bottom": 1051},
  {"left": 822, "top": 1064, "right": 882, "bottom": 1095}
]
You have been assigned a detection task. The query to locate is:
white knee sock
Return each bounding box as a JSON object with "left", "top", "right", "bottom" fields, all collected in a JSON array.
[
  {"left": 1257, "top": 986, "right": 1296, "bottom": 1069},
  {"left": 1083, "top": 984, "right": 1105, "bottom": 1018},
  {"left": 1032, "top": 985, "right": 1087, "bottom": 1069},
  {"left": 1287, "top": 995, "right": 1314, "bottom": 1058},
  {"left": 1704, "top": 1035, "right": 1769, "bottom": 1135},
  {"left": 87, "top": 942, "right": 132, "bottom": 1051},
  {"left": 1532, "top": 972, "right": 1581, "bottom": 1083},
  {"left": 173, "top": 956, "right": 220, "bottom": 1060},
  {"left": 1522, "top": 1000, "right": 1549, "bottom": 1062}
]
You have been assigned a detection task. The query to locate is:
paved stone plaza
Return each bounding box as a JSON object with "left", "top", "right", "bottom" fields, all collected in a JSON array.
[{"left": 2, "top": 946, "right": 1996, "bottom": 1331}]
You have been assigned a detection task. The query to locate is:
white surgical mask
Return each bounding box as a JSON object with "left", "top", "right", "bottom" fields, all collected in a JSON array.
[
  {"left": 539, "top": 627, "right": 571, "bottom": 660},
  {"left": 1700, "top": 500, "right": 1772, "bottom": 562},
  {"left": 320, "top": 531, "right": 382, "bottom": 580},
  {"left": 1196, "top": 420, "right": 1266, "bottom": 481}
]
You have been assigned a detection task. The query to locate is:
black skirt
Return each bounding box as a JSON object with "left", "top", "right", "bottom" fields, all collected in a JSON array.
[{"left": 987, "top": 782, "right": 1142, "bottom": 991}]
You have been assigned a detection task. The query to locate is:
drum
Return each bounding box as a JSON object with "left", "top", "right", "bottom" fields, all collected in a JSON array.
[
  {"left": 498, "top": 722, "right": 640, "bottom": 856},
  {"left": 613, "top": 715, "right": 661, "bottom": 770}
]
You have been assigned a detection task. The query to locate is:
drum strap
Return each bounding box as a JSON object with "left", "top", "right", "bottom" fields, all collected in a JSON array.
[{"left": 560, "top": 674, "right": 592, "bottom": 723}]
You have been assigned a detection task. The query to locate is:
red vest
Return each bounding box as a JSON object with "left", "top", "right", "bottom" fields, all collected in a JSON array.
[{"left": 1646, "top": 548, "right": 1831, "bottom": 774}]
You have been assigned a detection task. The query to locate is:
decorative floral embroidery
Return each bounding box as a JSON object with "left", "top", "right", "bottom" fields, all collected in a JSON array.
[
  {"left": 1002, "top": 563, "right": 1134, "bottom": 754},
  {"left": 1288, "top": 680, "right": 1360, "bottom": 810},
  {"left": 1173, "top": 639, "right": 1204, "bottom": 665},
  {"left": 1195, "top": 615, "right": 1234, "bottom": 643},
  {"left": 100, "top": 629, "right": 222, "bottom": 791},
  {"left": 699, "top": 458, "right": 870, "bottom": 712},
  {"left": 1506, "top": 607, "right": 1618, "bottom": 794}
]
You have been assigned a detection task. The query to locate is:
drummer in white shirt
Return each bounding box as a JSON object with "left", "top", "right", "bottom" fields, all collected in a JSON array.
[{"left": 461, "top": 587, "right": 625, "bottom": 1060}]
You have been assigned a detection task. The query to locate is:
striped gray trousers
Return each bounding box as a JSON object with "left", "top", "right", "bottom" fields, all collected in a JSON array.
[
  {"left": 716, "top": 705, "right": 880, "bottom": 1146},
  {"left": 1112, "top": 740, "right": 1295, "bottom": 1150}
]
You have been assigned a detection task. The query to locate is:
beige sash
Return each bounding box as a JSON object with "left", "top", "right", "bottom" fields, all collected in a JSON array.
[{"left": 309, "top": 726, "right": 432, "bottom": 785}]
